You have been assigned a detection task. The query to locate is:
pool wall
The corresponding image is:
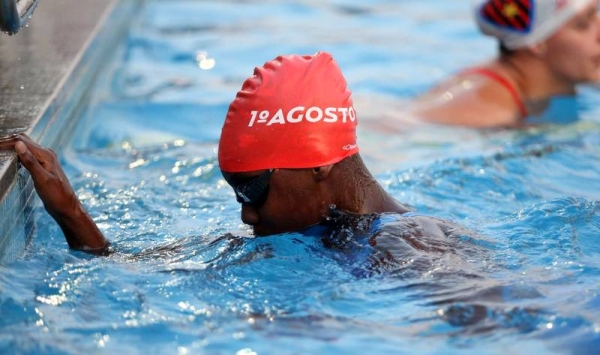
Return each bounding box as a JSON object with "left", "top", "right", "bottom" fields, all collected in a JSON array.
[{"left": 0, "top": 0, "right": 141, "bottom": 263}]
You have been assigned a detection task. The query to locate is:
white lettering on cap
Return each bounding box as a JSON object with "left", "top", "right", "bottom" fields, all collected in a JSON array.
[{"left": 248, "top": 107, "right": 356, "bottom": 127}]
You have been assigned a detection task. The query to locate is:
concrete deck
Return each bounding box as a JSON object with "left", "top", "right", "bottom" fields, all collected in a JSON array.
[{"left": 0, "top": 0, "right": 138, "bottom": 262}]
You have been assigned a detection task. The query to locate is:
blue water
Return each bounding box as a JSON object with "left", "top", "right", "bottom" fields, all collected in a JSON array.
[{"left": 2, "top": 1, "right": 600, "bottom": 354}]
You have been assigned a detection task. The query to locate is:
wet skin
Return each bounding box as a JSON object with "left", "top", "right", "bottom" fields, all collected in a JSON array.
[
  {"left": 0, "top": 134, "right": 109, "bottom": 251},
  {"left": 222, "top": 168, "right": 336, "bottom": 236}
]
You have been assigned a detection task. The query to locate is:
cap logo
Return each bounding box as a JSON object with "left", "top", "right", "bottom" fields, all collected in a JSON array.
[{"left": 481, "top": 0, "right": 534, "bottom": 33}]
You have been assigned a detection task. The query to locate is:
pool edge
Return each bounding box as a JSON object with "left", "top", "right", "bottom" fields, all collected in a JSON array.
[{"left": 0, "top": 0, "right": 143, "bottom": 264}]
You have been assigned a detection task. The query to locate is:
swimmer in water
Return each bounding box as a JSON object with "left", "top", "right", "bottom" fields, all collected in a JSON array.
[
  {"left": 0, "top": 52, "right": 473, "bottom": 255},
  {"left": 408, "top": 0, "right": 600, "bottom": 128}
]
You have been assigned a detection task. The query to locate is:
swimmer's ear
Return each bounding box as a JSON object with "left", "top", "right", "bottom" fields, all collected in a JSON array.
[{"left": 312, "top": 164, "right": 334, "bottom": 182}]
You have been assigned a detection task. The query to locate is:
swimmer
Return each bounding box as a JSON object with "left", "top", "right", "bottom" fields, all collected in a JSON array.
[
  {"left": 0, "top": 52, "right": 468, "bottom": 254},
  {"left": 408, "top": 0, "right": 600, "bottom": 128}
]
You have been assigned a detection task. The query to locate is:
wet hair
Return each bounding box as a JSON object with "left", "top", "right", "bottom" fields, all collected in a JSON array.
[{"left": 499, "top": 41, "right": 514, "bottom": 57}]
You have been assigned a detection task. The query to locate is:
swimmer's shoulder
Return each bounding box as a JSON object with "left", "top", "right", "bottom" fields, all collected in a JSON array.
[
  {"left": 374, "top": 211, "right": 460, "bottom": 240},
  {"left": 403, "top": 212, "right": 495, "bottom": 246},
  {"left": 409, "top": 65, "right": 524, "bottom": 128}
]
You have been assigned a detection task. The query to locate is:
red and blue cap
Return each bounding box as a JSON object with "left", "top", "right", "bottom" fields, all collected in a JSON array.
[{"left": 475, "top": 0, "right": 596, "bottom": 49}]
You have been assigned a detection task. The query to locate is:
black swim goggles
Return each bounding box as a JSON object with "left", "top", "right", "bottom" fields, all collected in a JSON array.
[{"left": 222, "top": 169, "right": 274, "bottom": 208}]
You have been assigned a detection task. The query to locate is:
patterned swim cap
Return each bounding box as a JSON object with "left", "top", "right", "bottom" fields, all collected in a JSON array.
[
  {"left": 218, "top": 52, "right": 359, "bottom": 172},
  {"left": 475, "top": 0, "right": 596, "bottom": 49}
]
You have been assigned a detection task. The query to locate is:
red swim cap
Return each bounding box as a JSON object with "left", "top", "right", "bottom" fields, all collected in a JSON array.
[{"left": 218, "top": 52, "right": 359, "bottom": 172}]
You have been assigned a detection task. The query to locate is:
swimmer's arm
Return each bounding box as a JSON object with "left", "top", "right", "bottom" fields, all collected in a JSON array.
[
  {"left": 50, "top": 202, "right": 110, "bottom": 254},
  {"left": 0, "top": 134, "right": 110, "bottom": 254}
]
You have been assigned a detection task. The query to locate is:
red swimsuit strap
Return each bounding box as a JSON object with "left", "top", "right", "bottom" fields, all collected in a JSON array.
[{"left": 463, "top": 68, "right": 528, "bottom": 117}]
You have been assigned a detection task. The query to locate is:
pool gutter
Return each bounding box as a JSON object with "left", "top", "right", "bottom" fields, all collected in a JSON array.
[{"left": 0, "top": 0, "right": 141, "bottom": 263}]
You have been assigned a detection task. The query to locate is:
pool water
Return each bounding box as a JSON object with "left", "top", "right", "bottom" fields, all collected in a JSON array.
[{"left": 2, "top": 0, "right": 600, "bottom": 354}]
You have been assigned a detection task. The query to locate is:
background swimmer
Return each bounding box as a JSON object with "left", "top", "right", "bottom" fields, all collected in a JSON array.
[{"left": 407, "top": 0, "right": 600, "bottom": 128}]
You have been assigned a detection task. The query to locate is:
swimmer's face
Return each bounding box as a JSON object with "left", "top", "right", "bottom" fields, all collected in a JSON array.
[
  {"left": 542, "top": 1, "right": 600, "bottom": 83},
  {"left": 222, "top": 168, "right": 331, "bottom": 236}
]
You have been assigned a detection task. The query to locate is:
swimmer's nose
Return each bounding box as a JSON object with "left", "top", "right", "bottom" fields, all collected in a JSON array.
[{"left": 241, "top": 203, "right": 260, "bottom": 226}]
